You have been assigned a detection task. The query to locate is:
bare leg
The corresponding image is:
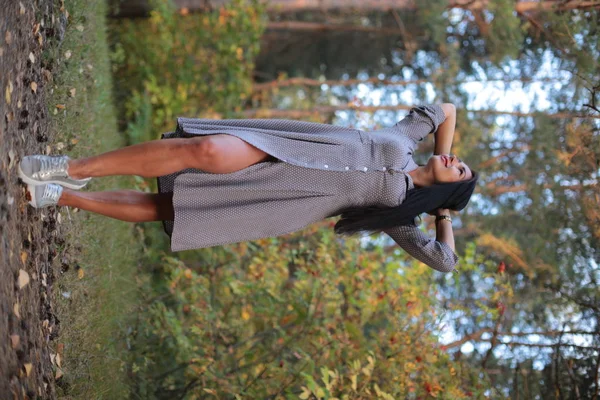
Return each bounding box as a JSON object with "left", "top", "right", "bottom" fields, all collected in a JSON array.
[
  {"left": 67, "top": 135, "right": 272, "bottom": 179},
  {"left": 58, "top": 188, "right": 174, "bottom": 222}
]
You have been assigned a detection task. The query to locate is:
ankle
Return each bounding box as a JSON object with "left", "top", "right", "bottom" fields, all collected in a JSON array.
[
  {"left": 57, "top": 188, "right": 73, "bottom": 206},
  {"left": 67, "top": 159, "right": 87, "bottom": 179}
]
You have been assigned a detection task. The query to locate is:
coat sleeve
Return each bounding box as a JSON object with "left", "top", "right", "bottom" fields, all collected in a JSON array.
[
  {"left": 384, "top": 224, "right": 459, "bottom": 273},
  {"left": 394, "top": 105, "right": 446, "bottom": 143}
]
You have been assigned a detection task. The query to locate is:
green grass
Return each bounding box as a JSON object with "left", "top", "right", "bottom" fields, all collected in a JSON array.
[{"left": 45, "top": 0, "right": 142, "bottom": 398}]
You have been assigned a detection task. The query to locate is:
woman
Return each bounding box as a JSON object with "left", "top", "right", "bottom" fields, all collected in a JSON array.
[{"left": 18, "top": 104, "right": 477, "bottom": 273}]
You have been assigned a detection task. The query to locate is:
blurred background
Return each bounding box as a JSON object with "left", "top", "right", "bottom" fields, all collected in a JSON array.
[{"left": 48, "top": 0, "right": 600, "bottom": 398}]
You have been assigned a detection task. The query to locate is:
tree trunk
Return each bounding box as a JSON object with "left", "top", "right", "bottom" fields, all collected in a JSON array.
[
  {"left": 266, "top": 21, "right": 406, "bottom": 35},
  {"left": 111, "top": 0, "right": 600, "bottom": 18},
  {"left": 241, "top": 106, "right": 600, "bottom": 120},
  {"left": 516, "top": 0, "right": 600, "bottom": 13}
]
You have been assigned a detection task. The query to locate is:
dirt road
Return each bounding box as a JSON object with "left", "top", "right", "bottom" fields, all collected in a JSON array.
[{"left": 1, "top": 0, "right": 70, "bottom": 398}]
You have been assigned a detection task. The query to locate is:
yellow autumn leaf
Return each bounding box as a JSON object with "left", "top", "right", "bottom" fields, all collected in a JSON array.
[
  {"left": 241, "top": 307, "right": 250, "bottom": 321},
  {"left": 31, "top": 81, "right": 37, "bottom": 93},
  {"left": 78, "top": 268, "right": 84, "bottom": 279},
  {"left": 24, "top": 363, "right": 32, "bottom": 377},
  {"left": 299, "top": 387, "right": 311, "bottom": 399}
]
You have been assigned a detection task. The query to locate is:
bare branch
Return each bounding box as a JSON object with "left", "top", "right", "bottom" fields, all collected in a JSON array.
[
  {"left": 252, "top": 77, "right": 566, "bottom": 93},
  {"left": 242, "top": 106, "right": 600, "bottom": 120},
  {"left": 565, "top": 358, "right": 582, "bottom": 400},
  {"left": 482, "top": 315, "right": 503, "bottom": 368},
  {"left": 594, "top": 349, "right": 600, "bottom": 400}
]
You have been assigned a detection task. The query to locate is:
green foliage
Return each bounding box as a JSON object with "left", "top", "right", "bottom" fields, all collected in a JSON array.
[
  {"left": 486, "top": 0, "right": 524, "bottom": 63},
  {"left": 127, "top": 225, "right": 503, "bottom": 399},
  {"left": 110, "top": 0, "right": 267, "bottom": 142}
]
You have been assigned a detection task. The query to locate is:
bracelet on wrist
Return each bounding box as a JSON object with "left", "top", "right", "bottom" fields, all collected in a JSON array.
[{"left": 435, "top": 215, "right": 452, "bottom": 223}]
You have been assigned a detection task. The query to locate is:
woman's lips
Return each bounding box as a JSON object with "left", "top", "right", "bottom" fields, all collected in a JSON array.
[{"left": 441, "top": 155, "right": 448, "bottom": 167}]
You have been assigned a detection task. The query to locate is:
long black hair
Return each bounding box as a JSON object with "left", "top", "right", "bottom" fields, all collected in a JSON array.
[{"left": 334, "top": 171, "right": 479, "bottom": 234}]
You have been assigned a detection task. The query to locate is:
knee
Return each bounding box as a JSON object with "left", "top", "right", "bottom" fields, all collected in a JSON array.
[{"left": 187, "top": 136, "right": 222, "bottom": 164}]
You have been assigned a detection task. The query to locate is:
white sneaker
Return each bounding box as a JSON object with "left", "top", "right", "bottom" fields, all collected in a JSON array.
[
  {"left": 18, "top": 155, "right": 91, "bottom": 189},
  {"left": 26, "top": 183, "right": 64, "bottom": 208}
]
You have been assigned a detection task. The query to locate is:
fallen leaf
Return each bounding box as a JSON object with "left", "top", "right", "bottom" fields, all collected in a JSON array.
[
  {"left": 77, "top": 268, "right": 84, "bottom": 279},
  {"left": 56, "top": 353, "right": 62, "bottom": 368},
  {"left": 64, "top": 50, "right": 71, "bottom": 59},
  {"left": 20, "top": 250, "right": 28, "bottom": 264},
  {"left": 55, "top": 368, "right": 63, "bottom": 380},
  {"left": 70, "top": 138, "right": 79, "bottom": 145},
  {"left": 5, "top": 85, "right": 11, "bottom": 105},
  {"left": 37, "top": 33, "right": 43, "bottom": 46},
  {"left": 29, "top": 52, "right": 35, "bottom": 63},
  {"left": 57, "top": 343, "right": 64, "bottom": 355},
  {"left": 33, "top": 23, "right": 40, "bottom": 35},
  {"left": 180, "top": 7, "right": 189, "bottom": 15},
  {"left": 42, "top": 69, "right": 52, "bottom": 82},
  {"left": 42, "top": 319, "right": 49, "bottom": 329},
  {"left": 6, "top": 111, "right": 14, "bottom": 121},
  {"left": 24, "top": 363, "right": 32, "bottom": 377},
  {"left": 18, "top": 269, "right": 30, "bottom": 289},
  {"left": 30, "top": 81, "right": 37, "bottom": 93},
  {"left": 8, "top": 149, "right": 16, "bottom": 169},
  {"left": 5, "top": 30, "right": 12, "bottom": 45},
  {"left": 69, "top": 88, "right": 76, "bottom": 97},
  {"left": 56, "top": 142, "right": 65, "bottom": 150},
  {"left": 76, "top": 24, "right": 84, "bottom": 32},
  {"left": 56, "top": 104, "right": 66, "bottom": 110},
  {"left": 17, "top": 100, "right": 22, "bottom": 108},
  {"left": 13, "top": 302, "right": 20, "bottom": 318},
  {"left": 10, "top": 334, "right": 20, "bottom": 349},
  {"left": 50, "top": 353, "right": 55, "bottom": 365},
  {"left": 19, "top": 2, "right": 25, "bottom": 14}
]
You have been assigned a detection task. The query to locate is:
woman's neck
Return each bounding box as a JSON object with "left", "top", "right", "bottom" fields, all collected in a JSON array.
[{"left": 408, "top": 166, "right": 434, "bottom": 188}]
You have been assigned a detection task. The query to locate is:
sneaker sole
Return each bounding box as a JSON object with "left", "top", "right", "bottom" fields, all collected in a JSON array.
[
  {"left": 18, "top": 164, "right": 89, "bottom": 190},
  {"left": 26, "top": 185, "right": 40, "bottom": 208}
]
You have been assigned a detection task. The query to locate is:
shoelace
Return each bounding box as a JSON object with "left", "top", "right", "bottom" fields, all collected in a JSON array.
[
  {"left": 41, "top": 184, "right": 63, "bottom": 203},
  {"left": 36, "top": 156, "right": 68, "bottom": 179}
]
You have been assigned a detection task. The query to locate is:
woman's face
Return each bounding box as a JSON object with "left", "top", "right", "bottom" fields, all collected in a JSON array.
[{"left": 427, "top": 154, "right": 472, "bottom": 184}]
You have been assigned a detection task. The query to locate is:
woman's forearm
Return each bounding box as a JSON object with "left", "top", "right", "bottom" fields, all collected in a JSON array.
[
  {"left": 434, "top": 103, "right": 456, "bottom": 155},
  {"left": 434, "top": 209, "right": 456, "bottom": 251}
]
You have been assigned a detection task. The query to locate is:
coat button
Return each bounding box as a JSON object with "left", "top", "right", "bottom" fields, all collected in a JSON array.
[
  {"left": 363, "top": 167, "right": 368, "bottom": 172},
  {"left": 324, "top": 164, "right": 329, "bottom": 168},
  {"left": 345, "top": 166, "right": 350, "bottom": 170},
  {"left": 382, "top": 167, "right": 387, "bottom": 171}
]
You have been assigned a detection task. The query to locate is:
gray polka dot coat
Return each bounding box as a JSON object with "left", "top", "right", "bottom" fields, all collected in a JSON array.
[{"left": 157, "top": 105, "right": 458, "bottom": 272}]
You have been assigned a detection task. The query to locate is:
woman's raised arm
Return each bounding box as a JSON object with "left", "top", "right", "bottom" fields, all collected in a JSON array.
[{"left": 434, "top": 103, "right": 456, "bottom": 155}]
